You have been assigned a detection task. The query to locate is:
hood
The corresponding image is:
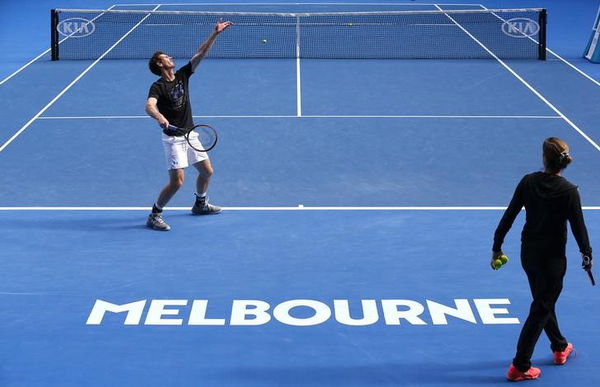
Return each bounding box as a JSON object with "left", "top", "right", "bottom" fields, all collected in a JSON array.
[{"left": 529, "top": 171, "right": 577, "bottom": 199}]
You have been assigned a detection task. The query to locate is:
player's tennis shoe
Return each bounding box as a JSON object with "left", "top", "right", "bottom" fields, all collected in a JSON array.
[
  {"left": 146, "top": 213, "right": 171, "bottom": 231},
  {"left": 506, "top": 364, "right": 541, "bottom": 382},
  {"left": 553, "top": 343, "right": 574, "bottom": 365},
  {"left": 191, "top": 198, "right": 222, "bottom": 215}
]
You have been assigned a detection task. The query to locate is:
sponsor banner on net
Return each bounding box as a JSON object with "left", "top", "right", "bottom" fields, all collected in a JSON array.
[
  {"left": 87, "top": 298, "right": 520, "bottom": 327},
  {"left": 57, "top": 18, "right": 95, "bottom": 38},
  {"left": 501, "top": 18, "right": 540, "bottom": 38}
]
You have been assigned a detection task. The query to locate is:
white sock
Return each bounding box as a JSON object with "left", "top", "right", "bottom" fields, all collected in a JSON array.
[{"left": 195, "top": 193, "right": 207, "bottom": 204}]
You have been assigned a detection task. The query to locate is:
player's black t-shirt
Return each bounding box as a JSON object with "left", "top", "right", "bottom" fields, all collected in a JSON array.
[{"left": 148, "top": 62, "right": 194, "bottom": 129}]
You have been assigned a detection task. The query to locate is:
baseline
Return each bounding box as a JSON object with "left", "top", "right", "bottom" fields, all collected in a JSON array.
[
  {"left": 1, "top": 206, "right": 600, "bottom": 211},
  {"left": 37, "top": 114, "right": 562, "bottom": 119}
]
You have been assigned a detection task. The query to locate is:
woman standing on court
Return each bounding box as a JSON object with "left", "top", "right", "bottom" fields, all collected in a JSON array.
[{"left": 491, "top": 137, "right": 593, "bottom": 382}]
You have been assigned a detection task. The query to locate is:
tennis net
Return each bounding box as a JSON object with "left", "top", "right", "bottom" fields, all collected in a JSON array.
[{"left": 51, "top": 8, "right": 547, "bottom": 60}]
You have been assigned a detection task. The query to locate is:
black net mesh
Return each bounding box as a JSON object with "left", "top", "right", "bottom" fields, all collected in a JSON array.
[{"left": 52, "top": 9, "right": 546, "bottom": 60}]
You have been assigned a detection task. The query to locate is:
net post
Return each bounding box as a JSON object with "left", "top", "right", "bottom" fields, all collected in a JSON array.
[
  {"left": 51, "top": 9, "right": 59, "bottom": 61},
  {"left": 538, "top": 9, "right": 547, "bottom": 60}
]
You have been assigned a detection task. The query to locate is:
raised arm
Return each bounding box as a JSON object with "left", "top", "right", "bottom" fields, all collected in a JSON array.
[{"left": 190, "top": 20, "right": 233, "bottom": 71}]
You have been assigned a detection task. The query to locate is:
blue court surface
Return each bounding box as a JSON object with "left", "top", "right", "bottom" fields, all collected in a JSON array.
[{"left": 1, "top": 0, "right": 600, "bottom": 386}]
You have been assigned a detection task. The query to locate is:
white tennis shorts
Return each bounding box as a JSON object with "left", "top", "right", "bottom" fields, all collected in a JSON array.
[{"left": 162, "top": 131, "right": 208, "bottom": 170}]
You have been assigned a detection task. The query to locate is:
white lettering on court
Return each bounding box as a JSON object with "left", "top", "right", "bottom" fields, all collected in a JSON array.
[{"left": 86, "top": 298, "right": 520, "bottom": 326}]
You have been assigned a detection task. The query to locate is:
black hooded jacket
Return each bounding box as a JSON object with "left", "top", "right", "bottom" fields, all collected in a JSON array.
[{"left": 493, "top": 172, "right": 592, "bottom": 256}]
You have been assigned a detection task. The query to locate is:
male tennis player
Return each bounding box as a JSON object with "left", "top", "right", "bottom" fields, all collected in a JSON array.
[
  {"left": 145, "top": 20, "right": 232, "bottom": 231},
  {"left": 492, "top": 137, "right": 593, "bottom": 381}
]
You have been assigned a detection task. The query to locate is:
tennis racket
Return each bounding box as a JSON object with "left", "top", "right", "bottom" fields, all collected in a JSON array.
[
  {"left": 166, "top": 124, "right": 218, "bottom": 152},
  {"left": 583, "top": 255, "right": 595, "bottom": 286}
]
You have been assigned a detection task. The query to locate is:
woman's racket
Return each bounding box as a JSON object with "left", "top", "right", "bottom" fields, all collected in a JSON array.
[{"left": 166, "top": 124, "right": 218, "bottom": 152}]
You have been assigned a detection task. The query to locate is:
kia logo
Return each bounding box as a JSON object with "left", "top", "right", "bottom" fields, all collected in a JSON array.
[
  {"left": 57, "top": 18, "right": 95, "bottom": 38},
  {"left": 501, "top": 18, "right": 540, "bottom": 38}
]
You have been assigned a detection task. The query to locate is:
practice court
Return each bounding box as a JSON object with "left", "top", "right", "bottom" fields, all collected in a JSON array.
[{"left": 1, "top": 0, "right": 599, "bottom": 386}]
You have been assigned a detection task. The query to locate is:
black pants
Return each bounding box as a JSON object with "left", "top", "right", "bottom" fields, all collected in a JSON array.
[{"left": 513, "top": 240, "right": 569, "bottom": 372}]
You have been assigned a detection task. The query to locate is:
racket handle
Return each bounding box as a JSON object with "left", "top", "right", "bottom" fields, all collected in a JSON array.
[
  {"left": 163, "top": 125, "right": 186, "bottom": 137},
  {"left": 583, "top": 256, "right": 595, "bottom": 286}
]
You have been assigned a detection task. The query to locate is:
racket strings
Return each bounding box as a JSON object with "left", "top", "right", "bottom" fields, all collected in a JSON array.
[{"left": 186, "top": 125, "right": 218, "bottom": 152}]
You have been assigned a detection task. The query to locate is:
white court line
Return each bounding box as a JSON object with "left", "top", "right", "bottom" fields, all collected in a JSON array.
[
  {"left": 0, "top": 5, "right": 118, "bottom": 87},
  {"left": 1, "top": 206, "right": 599, "bottom": 211},
  {"left": 434, "top": 4, "right": 600, "bottom": 153},
  {"left": 297, "top": 115, "right": 560, "bottom": 119},
  {"left": 296, "top": 15, "right": 302, "bottom": 117},
  {"left": 0, "top": 5, "right": 162, "bottom": 154},
  {"left": 0, "top": 292, "right": 67, "bottom": 297},
  {"left": 478, "top": 4, "right": 600, "bottom": 88},
  {"left": 37, "top": 114, "right": 562, "bottom": 119}
]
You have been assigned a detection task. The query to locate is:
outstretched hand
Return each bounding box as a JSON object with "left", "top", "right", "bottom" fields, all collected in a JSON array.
[
  {"left": 190, "top": 20, "right": 233, "bottom": 69},
  {"left": 215, "top": 20, "right": 233, "bottom": 34}
]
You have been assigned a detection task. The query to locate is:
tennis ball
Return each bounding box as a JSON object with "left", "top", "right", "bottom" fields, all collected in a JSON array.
[
  {"left": 493, "top": 259, "right": 503, "bottom": 270},
  {"left": 262, "top": 39, "right": 268, "bottom": 43},
  {"left": 347, "top": 23, "right": 353, "bottom": 26},
  {"left": 499, "top": 254, "right": 509, "bottom": 265}
]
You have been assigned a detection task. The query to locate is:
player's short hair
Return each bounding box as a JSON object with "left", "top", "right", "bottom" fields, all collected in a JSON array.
[
  {"left": 543, "top": 137, "right": 572, "bottom": 172},
  {"left": 149, "top": 51, "right": 166, "bottom": 76}
]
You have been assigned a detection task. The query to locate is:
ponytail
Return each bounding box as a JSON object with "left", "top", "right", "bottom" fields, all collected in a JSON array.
[{"left": 543, "top": 137, "right": 572, "bottom": 172}]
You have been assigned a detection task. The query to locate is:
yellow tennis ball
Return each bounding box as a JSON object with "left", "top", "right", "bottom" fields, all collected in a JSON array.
[
  {"left": 499, "top": 254, "right": 509, "bottom": 264},
  {"left": 493, "top": 259, "right": 503, "bottom": 270},
  {"left": 262, "top": 39, "right": 267, "bottom": 43}
]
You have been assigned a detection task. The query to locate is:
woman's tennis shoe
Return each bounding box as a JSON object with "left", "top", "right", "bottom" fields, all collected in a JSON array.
[
  {"left": 191, "top": 198, "right": 222, "bottom": 215},
  {"left": 553, "top": 343, "right": 574, "bottom": 365},
  {"left": 506, "top": 364, "right": 541, "bottom": 382},
  {"left": 146, "top": 213, "right": 171, "bottom": 231}
]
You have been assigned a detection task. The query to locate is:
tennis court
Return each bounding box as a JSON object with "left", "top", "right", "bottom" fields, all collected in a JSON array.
[{"left": 1, "top": 0, "right": 599, "bottom": 386}]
